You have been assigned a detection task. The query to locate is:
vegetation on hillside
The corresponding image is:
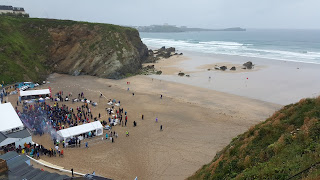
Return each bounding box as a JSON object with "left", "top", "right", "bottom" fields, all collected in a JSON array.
[
  {"left": 0, "top": 16, "right": 144, "bottom": 85},
  {"left": 189, "top": 97, "right": 320, "bottom": 180},
  {"left": 0, "top": 16, "right": 50, "bottom": 84}
]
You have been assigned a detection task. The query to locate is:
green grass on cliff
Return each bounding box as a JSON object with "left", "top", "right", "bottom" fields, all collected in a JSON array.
[
  {"left": 189, "top": 97, "right": 320, "bottom": 180},
  {"left": 0, "top": 16, "right": 50, "bottom": 84},
  {"left": 0, "top": 16, "right": 139, "bottom": 85}
]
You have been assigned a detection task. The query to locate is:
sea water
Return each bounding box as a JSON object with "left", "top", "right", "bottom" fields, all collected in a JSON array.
[
  {"left": 141, "top": 30, "right": 320, "bottom": 104},
  {"left": 140, "top": 29, "right": 320, "bottom": 64}
]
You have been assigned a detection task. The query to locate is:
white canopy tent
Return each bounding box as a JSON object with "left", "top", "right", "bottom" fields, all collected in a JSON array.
[
  {"left": 19, "top": 89, "right": 50, "bottom": 97},
  {"left": 57, "top": 121, "right": 103, "bottom": 142},
  {"left": 0, "top": 103, "right": 24, "bottom": 133}
]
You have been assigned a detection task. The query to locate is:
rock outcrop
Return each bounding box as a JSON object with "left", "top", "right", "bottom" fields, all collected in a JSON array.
[
  {"left": 243, "top": 61, "right": 254, "bottom": 69},
  {"left": 178, "top": 72, "right": 185, "bottom": 76},
  {"left": 220, "top": 66, "right": 227, "bottom": 71},
  {"left": 0, "top": 16, "right": 149, "bottom": 84},
  {"left": 47, "top": 22, "right": 148, "bottom": 79},
  {"left": 145, "top": 46, "right": 180, "bottom": 63}
]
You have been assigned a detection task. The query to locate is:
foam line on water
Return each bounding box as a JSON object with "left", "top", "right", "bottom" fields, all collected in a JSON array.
[{"left": 142, "top": 38, "right": 320, "bottom": 64}]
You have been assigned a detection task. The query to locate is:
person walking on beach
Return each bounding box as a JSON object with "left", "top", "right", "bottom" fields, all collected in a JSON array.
[
  {"left": 160, "top": 94, "right": 162, "bottom": 99},
  {"left": 160, "top": 125, "right": 163, "bottom": 131},
  {"left": 126, "top": 131, "right": 129, "bottom": 137},
  {"left": 142, "top": 114, "right": 144, "bottom": 120},
  {"left": 85, "top": 142, "right": 88, "bottom": 148},
  {"left": 156, "top": 117, "right": 158, "bottom": 123}
]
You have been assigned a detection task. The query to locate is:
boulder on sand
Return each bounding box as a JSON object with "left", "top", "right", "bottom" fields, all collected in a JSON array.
[
  {"left": 178, "top": 72, "right": 185, "bottom": 76},
  {"left": 220, "top": 66, "right": 227, "bottom": 71},
  {"left": 243, "top": 61, "right": 254, "bottom": 69}
]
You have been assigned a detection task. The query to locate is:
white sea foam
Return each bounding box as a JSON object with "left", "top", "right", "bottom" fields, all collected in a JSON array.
[{"left": 142, "top": 38, "right": 320, "bottom": 64}]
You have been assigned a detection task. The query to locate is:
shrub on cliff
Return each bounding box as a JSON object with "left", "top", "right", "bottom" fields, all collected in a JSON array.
[{"left": 189, "top": 97, "right": 320, "bottom": 180}]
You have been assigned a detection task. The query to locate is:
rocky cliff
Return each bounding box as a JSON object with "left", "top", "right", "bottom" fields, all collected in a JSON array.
[{"left": 0, "top": 16, "right": 148, "bottom": 84}]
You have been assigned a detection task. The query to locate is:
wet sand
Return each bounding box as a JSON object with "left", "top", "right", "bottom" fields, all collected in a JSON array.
[
  {"left": 7, "top": 73, "right": 280, "bottom": 180},
  {"left": 149, "top": 52, "right": 320, "bottom": 105}
]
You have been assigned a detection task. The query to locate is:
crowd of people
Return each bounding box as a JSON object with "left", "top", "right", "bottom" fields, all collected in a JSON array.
[
  {"left": 17, "top": 91, "right": 99, "bottom": 135},
  {"left": 7, "top": 81, "right": 165, "bottom": 160}
]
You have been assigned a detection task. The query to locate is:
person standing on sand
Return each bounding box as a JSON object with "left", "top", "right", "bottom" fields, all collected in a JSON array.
[
  {"left": 160, "top": 94, "right": 162, "bottom": 99},
  {"left": 142, "top": 114, "right": 144, "bottom": 120},
  {"left": 85, "top": 142, "right": 88, "bottom": 148},
  {"left": 156, "top": 117, "right": 158, "bottom": 123},
  {"left": 160, "top": 125, "right": 163, "bottom": 131},
  {"left": 126, "top": 131, "right": 129, "bottom": 137}
]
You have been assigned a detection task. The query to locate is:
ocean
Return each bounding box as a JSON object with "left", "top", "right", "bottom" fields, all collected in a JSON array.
[{"left": 140, "top": 29, "right": 320, "bottom": 64}]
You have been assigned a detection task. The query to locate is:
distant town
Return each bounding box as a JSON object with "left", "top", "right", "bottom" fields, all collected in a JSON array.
[{"left": 134, "top": 24, "right": 246, "bottom": 32}]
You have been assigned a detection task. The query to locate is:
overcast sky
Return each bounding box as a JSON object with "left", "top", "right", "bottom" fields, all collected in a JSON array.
[{"left": 1, "top": 0, "right": 320, "bottom": 29}]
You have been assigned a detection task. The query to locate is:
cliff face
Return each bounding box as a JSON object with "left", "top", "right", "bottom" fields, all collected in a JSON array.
[
  {"left": 47, "top": 23, "right": 148, "bottom": 79},
  {"left": 0, "top": 17, "right": 148, "bottom": 84}
]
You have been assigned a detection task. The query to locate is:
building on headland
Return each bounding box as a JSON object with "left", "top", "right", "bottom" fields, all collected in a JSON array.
[{"left": 0, "top": 5, "right": 26, "bottom": 15}]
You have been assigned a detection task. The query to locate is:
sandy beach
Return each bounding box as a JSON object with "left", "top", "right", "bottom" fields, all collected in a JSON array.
[
  {"left": 5, "top": 50, "right": 320, "bottom": 179},
  {"left": 7, "top": 68, "right": 280, "bottom": 179}
]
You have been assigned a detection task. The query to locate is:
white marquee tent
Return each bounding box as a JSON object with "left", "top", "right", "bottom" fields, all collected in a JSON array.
[
  {"left": 57, "top": 121, "right": 103, "bottom": 142},
  {"left": 20, "top": 89, "right": 50, "bottom": 97},
  {"left": 0, "top": 103, "right": 32, "bottom": 148},
  {"left": 0, "top": 103, "right": 24, "bottom": 133}
]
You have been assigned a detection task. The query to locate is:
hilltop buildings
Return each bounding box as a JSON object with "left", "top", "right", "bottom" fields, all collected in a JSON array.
[{"left": 0, "top": 5, "right": 27, "bottom": 15}]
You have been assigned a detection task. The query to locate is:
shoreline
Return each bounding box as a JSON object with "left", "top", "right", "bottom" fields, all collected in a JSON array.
[{"left": 145, "top": 51, "right": 320, "bottom": 105}]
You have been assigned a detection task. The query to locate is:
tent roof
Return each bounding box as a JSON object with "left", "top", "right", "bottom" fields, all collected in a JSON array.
[
  {"left": 58, "top": 121, "right": 103, "bottom": 138},
  {"left": 0, "top": 137, "right": 19, "bottom": 147},
  {"left": 0, "top": 152, "right": 70, "bottom": 179},
  {"left": 0, "top": 132, "right": 7, "bottom": 142},
  {"left": 0, "top": 151, "right": 19, "bottom": 161},
  {"left": 0, "top": 103, "right": 24, "bottom": 132},
  {"left": 6, "top": 129, "right": 31, "bottom": 139},
  {"left": 19, "top": 89, "right": 50, "bottom": 97}
]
